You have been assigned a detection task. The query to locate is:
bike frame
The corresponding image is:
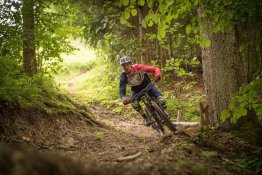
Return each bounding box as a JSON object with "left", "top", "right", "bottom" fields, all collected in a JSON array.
[
  {"left": 130, "top": 82, "right": 177, "bottom": 134},
  {"left": 130, "top": 82, "right": 166, "bottom": 133}
]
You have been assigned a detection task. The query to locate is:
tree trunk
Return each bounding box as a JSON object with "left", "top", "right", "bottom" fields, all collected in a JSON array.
[
  {"left": 157, "top": 42, "right": 161, "bottom": 66},
  {"left": 160, "top": 48, "right": 165, "bottom": 69},
  {"left": 168, "top": 33, "right": 174, "bottom": 58},
  {"left": 138, "top": 6, "right": 143, "bottom": 61},
  {"left": 22, "top": 0, "right": 36, "bottom": 76},
  {"left": 198, "top": 8, "right": 247, "bottom": 129}
]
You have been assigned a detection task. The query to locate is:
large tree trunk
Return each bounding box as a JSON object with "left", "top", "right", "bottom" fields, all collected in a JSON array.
[
  {"left": 198, "top": 9, "right": 247, "bottom": 128},
  {"left": 22, "top": 0, "right": 37, "bottom": 76}
]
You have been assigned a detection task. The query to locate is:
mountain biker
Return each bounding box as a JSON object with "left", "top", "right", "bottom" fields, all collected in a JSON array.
[{"left": 119, "top": 56, "right": 167, "bottom": 126}]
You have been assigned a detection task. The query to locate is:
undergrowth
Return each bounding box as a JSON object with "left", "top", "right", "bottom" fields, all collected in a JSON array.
[
  {"left": 57, "top": 46, "right": 203, "bottom": 122},
  {"left": 1, "top": 49, "right": 203, "bottom": 122},
  {"left": 164, "top": 91, "right": 202, "bottom": 121},
  {"left": 0, "top": 40, "right": 85, "bottom": 111},
  {"left": 58, "top": 59, "right": 121, "bottom": 106},
  {"left": 0, "top": 74, "right": 76, "bottom": 111}
]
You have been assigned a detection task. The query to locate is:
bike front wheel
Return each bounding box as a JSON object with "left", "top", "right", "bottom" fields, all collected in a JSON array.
[
  {"left": 151, "top": 101, "right": 177, "bottom": 132},
  {"left": 144, "top": 106, "right": 165, "bottom": 134}
]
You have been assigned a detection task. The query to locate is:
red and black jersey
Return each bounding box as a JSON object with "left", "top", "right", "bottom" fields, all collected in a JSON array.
[{"left": 119, "top": 64, "right": 161, "bottom": 99}]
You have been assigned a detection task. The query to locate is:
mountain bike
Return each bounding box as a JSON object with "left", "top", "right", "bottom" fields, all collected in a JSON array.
[{"left": 129, "top": 82, "right": 177, "bottom": 135}]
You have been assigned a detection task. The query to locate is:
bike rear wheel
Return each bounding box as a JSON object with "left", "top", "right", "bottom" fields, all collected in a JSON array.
[{"left": 151, "top": 101, "right": 177, "bottom": 132}]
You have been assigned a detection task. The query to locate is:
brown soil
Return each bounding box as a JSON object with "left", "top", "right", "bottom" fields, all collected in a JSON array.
[
  {"left": 0, "top": 102, "right": 261, "bottom": 175},
  {"left": 0, "top": 71, "right": 261, "bottom": 175}
]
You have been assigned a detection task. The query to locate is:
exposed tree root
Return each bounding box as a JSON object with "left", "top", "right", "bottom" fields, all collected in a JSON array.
[
  {"left": 78, "top": 110, "right": 105, "bottom": 128},
  {"left": 116, "top": 152, "right": 142, "bottom": 162}
]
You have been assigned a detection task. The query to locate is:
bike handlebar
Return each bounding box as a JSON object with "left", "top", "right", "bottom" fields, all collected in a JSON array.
[{"left": 129, "top": 81, "right": 156, "bottom": 103}]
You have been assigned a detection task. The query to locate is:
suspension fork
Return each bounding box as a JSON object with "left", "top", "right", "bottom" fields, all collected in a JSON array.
[{"left": 143, "top": 94, "right": 154, "bottom": 116}]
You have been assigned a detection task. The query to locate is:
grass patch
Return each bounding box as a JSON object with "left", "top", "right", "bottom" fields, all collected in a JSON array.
[
  {"left": 56, "top": 43, "right": 127, "bottom": 114},
  {"left": 58, "top": 62, "right": 120, "bottom": 105},
  {"left": 95, "top": 131, "right": 104, "bottom": 141},
  {"left": 0, "top": 74, "right": 77, "bottom": 111},
  {"left": 56, "top": 42, "right": 133, "bottom": 115},
  {"left": 164, "top": 91, "right": 203, "bottom": 121}
]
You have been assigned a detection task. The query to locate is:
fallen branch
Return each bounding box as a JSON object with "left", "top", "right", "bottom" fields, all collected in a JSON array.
[
  {"left": 173, "top": 122, "right": 199, "bottom": 126},
  {"left": 116, "top": 152, "right": 142, "bottom": 162},
  {"left": 222, "top": 157, "right": 247, "bottom": 168}
]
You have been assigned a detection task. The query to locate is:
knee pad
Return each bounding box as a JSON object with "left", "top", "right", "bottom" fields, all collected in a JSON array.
[
  {"left": 131, "top": 100, "right": 141, "bottom": 111},
  {"left": 157, "top": 96, "right": 167, "bottom": 109}
]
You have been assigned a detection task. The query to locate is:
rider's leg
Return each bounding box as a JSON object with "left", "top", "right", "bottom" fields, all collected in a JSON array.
[
  {"left": 137, "top": 107, "right": 145, "bottom": 116},
  {"left": 131, "top": 99, "right": 153, "bottom": 126},
  {"left": 147, "top": 87, "right": 167, "bottom": 109},
  {"left": 157, "top": 96, "right": 167, "bottom": 109},
  {"left": 131, "top": 100, "right": 145, "bottom": 116}
]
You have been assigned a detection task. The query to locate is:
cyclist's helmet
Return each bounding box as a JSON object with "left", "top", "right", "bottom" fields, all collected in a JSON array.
[{"left": 119, "top": 56, "right": 132, "bottom": 65}]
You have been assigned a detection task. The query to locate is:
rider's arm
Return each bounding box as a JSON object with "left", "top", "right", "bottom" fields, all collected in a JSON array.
[
  {"left": 119, "top": 72, "right": 127, "bottom": 100},
  {"left": 133, "top": 64, "right": 161, "bottom": 77}
]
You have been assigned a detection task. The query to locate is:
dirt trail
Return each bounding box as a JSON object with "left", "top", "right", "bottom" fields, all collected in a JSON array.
[
  {"left": 1, "top": 72, "right": 260, "bottom": 175},
  {"left": 89, "top": 105, "right": 159, "bottom": 138},
  {"left": 50, "top": 70, "right": 259, "bottom": 174},
  {"left": 57, "top": 105, "right": 260, "bottom": 174},
  {"left": 1, "top": 103, "right": 260, "bottom": 175}
]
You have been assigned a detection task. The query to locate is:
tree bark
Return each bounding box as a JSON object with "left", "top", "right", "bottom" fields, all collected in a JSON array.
[
  {"left": 138, "top": 6, "right": 143, "bottom": 61},
  {"left": 198, "top": 8, "right": 247, "bottom": 128},
  {"left": 168, "top": 33, "right": 174, "bottom": 58},
  {"left": 160, "top": 48, "right": 164, "bottom": 69},
  {"left": 22, "top": 0, "right": 37, "bottom": 76}
]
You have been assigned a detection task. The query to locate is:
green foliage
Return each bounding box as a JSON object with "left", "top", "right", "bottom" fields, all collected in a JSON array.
[
  {"left": 95, "top": 131, "right": 104, "bottom": 141},
  {"left": 235, "top": 154, "right": 262, "bottom": 174},
  {"left": 200, "top": 0, "right": 259, "bottom": 32},
  {"left": 201, "top": 151, "right": 219, "bottom": 158},
  {"left": 192, "top": 132, "right": 205, "bottom": 145},
  {"left": 0, "top": 69, "right": 74, "bottom": 110},
  {"left": 119, "top": 0, "right": 261, "bottom": 64},
  {"left": 163, "top": 57, "right": 200, "bottom": 77},
  {"left": 221, "top": 76, "right": 262, "bottom": 124},
  {"left": 164, "top": 92, "right": 203, "bottom": 121},
  {"left": 0, "top": 1, "right": 23, "bottom": 74},
  {"left": 0, "top": 76, "right": 41, "bottom": 106},
  {"left": 131, "top": 9, "right": 137, "bottom": 16},
  {"left": 0, "top": 0, "right": 82, "bottom": 109},
  {"left": 122, "top": 0, "right": 129, "bottom": 6},
  {"left": 35, "top": 2, "right": 83, "bottom": 77},
  {"left": 1, "top": 0, "right": 81, "bottom": 77},
  {"left": 60, "top": 59, "right": 96, "bottom": 76},
  {"left": 58, "top": 49, "right": 121, "bottom": 106},
  {"left": 76, "top": 0, "right": 142, "bottom": 60},
  {"left": 102, "top": 33, "right": 140, "bottom": 61}
]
